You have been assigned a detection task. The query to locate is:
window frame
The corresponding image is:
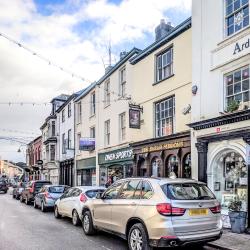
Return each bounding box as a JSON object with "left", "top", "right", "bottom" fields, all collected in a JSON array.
[
  {"left": 155, "top": 96, "right": 175, "bottom": 138},
  {"left": 119, "top": 112, "right": 126, "bottom": 142},
  {"left": 104, "top": 119, "right": 111, "bottom": 146},
  {"left": 90, "top": 126, "right": 96, "bottom": 139},
  {"left": 155, "top": 46, "right": 173, "bottom": 83},
  {"left": 68, "top": 103, "right": 72, "bottom": 118},
  {"left": 68, "top": 129, "right": 72, "bottom": 149},
  {"left": 224, "top": 65, "right": 250, "bottom": 108},
  {"left": 224, "top": 0, "right": 249, "bottom": 37},
  {"left": 119, "top": 66, "right": 126, "bottom": 97},
  {"left": 62, "top": 109, "right": 65, "bottom": 123},
  {"left": 90, "top": 91, "right": 96, "bottom": 116},
  {"left": 77, "top": 102, "right": 82, "bottom": 124},
  {"left": 50, "top": 144, "right": 56, "bottom": 161},
  {"left": 62, "top": 133, "right": 66, "bottom": 154},
  {"left": 104, "top": 79, "right": 111, "bottom": 107}
]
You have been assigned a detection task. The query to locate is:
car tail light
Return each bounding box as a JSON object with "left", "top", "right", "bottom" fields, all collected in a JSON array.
[
  {"left": 45, "top": 192, "right": 52, "bottom": 199},
  {"left": 30, "top": 184, "right": 34, "bottom": 193},
  {"left": 80, "top": 193, "right": 87, "bottom": 203},
  {"left": 210, "top": 204, "right": 221, "bottom": 214},
  {"left": 156, "top": 203, "right": 186, "bottom": 216}
]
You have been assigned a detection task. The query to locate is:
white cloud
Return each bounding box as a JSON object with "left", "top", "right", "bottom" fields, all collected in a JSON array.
[{"left": 0, "top": 0, "right": 191, "bottom": 161}]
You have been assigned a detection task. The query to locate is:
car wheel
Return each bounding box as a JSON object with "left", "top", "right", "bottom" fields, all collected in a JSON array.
[
  {"left": 72, "top": 209, "right": 81, "bottom": 226},
  {"left": 34, "top": 200, "right": 38, "bottom": 209},
  {"left": 54, "top": 206, "right": 61, "bottom": 219},
  {"left": 25, "top": 197, "right": 30, "bottom": 205},
  {"left": 82, "top": 211, "right": 96, "bottom": 235},
  {"left": 41, "top": 202, "right": 47, "bottom": 212},
  {"left": 128, "top": 223, "right": 152, "bottom": 250},
  {"left": 12, "top": 193, "right": 15, "bottom": 199}
]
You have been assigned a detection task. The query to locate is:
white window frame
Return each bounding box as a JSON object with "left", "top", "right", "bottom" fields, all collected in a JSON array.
[
  {"left": 90, "top": 126, "right": 96, "bottom": 139},
  {"left": 90, "top": 92, "right": 96, "bottom": 116},
  {"left": 77, "top": 102, "right": 82, "bottom": 124},
  {"left": 225, "top": 0, "right": 249, "bottom": 37},
  {"left": 156, "top": 47, "right": 173, "bottom": 83},
  {"left": 119, "top": 66, "right": 126, "bottom": 97},
  {"left": 68, "top": 103, "right": 72, "bottom": 118},
  {"left": 155, "top": 96, "right": 175, "bottom": 138},
  {"left": 50, "top": 144, "right": 56, "bottom": 161},
  {"left": 104, "top": 80, "right": 111, "bottom": 107},
  {"left": 104, "top": 120, "right": 110, "bottom": 146},
  {"left": 68, "top": 129, "right": 72, "bottom": 149},
  {"left": 62, "top": 109, "right": 65, "bottom": 123},
  {"left": 62, "top": 133, "right": 66, "bottom": 154},
  {"left": 119, "top": 112, "right": 126, "bottom": 142},
  {"left": 224, "top": 65, "right": 250, "bottom": 108}
]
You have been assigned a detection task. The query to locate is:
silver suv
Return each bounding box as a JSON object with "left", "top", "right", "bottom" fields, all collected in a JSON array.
[{"left": 82, "top": 178, "right": 222, "bottom": 249}]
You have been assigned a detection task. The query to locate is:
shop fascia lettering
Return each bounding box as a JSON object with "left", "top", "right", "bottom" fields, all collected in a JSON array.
[
  {"left": 104, "top": 149, "right": 133, "bottom": 162},
  {"left": 233, "top": 37, "right": 250, "bottom": 55},
  {"left": 141, "top": 141, "right": 184, "bottom": 153}
]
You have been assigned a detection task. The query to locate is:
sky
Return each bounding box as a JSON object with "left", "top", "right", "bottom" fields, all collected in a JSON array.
[{"left": 0, "top": 0, "right": 191, "bottom": 163}]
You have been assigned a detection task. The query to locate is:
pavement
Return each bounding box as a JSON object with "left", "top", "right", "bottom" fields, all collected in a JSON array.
[
  {"left": 208, "top": 229, "right": 250, "bottom": 250},
  {"left": 0, "top": 190, "right": 219, "bottom": 250}
]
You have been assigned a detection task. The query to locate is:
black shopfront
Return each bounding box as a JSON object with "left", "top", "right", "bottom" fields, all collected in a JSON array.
[{"left": 59, "top": 158, "right": 74, "bottom": 186}]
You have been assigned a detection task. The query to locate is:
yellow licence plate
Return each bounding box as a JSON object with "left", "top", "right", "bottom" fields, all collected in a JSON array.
[{"left": 189, "top": 209, "right": 208, "bottom": 216}]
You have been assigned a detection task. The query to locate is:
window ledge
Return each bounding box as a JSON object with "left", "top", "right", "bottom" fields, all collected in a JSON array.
[
  {"left": 217, "top": 26, "right": 250, "bottom": 48},
  {"left": 153, "top": 74, "right": 175, "bottom": 86}
]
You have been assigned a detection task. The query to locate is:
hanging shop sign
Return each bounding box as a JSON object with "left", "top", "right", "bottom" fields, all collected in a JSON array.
[
  {"left": 129, "top": 104, "right": 142, "bottom": 129},
  {"left": 79, "top": 138, "right": 95, "bottom": 151},
  {"left": 99, "top": 147, "right": 133, "bottom": 165}
]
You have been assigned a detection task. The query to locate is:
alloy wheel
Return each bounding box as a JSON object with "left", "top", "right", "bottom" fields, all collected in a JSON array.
[
  {"left": 130, "top": 228, "right": 143, "bottom": 250},
  {"left": 83, "top": 214, "right": 90, "bottom": 233}
]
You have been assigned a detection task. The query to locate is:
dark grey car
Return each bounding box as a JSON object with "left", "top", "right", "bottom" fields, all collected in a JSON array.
[{"left": 34, "top": 185, "right": 69, "bottom": 212}]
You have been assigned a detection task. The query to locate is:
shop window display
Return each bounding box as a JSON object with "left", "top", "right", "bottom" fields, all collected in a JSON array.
[
  {"left": 183, "top": 153, "right": 192, "bottom": 178},
  {"left": 151, "top": 157, "right": 161, "bottom": 177},
  {"left": 212, "top": 151, "right": 247, "bottom": 228},
  {"left": 167, "top": 155, "right": 179, "bottom": 177}
]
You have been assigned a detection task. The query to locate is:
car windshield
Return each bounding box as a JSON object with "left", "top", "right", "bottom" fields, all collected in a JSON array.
[
  {"left": 162, "top": 183, "right": 216, "bottom": 200},
  {"left": 48, "top": 186, "right": 65, "bottom": 193},
  {"left": 85, "top": 189, "right": 105, "bottom": 198},
  {"left": 35, "top": 182, "right": 51, "bottom": 190}
]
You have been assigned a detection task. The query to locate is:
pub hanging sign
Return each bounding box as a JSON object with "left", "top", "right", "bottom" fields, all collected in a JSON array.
[{"left": 129, "top": 104, "right": 143, "bottom": 129}]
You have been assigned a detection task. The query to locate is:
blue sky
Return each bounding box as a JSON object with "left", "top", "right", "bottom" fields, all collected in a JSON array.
[{"left": 0, "top": 0, "right": 191, "bottom": 162}]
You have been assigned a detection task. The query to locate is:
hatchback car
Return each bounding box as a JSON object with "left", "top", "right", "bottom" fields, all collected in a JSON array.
[
  {"left": 13, "top": 182, "right": 26, "bottom": 199},
  {"left": 54, "top": 186, "right": 105, "bottom": 226},
  {"left": 82, "top": 178, "right": 222, "bottom": 249},
  {"left": 20, "top": 180, "right": 52, "bottom": 205},
  {"left": 0, "top": 179, "right": 8, "bottom": 193},
  {"left": 34, "top": 185, "right": 69, "bottom": 212}
]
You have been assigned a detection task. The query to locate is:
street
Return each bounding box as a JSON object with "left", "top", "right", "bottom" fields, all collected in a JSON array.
[{"left": 0, "top": 191, "right": 219, "bottom": 250}]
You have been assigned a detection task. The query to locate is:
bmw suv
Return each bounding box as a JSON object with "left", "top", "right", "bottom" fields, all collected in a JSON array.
[{"left": 82, "top": 177, "right": 222, "bottom": 249}]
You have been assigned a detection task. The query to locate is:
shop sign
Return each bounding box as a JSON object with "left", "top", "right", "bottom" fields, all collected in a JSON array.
[
  {"left": 79, "top": 138, "right": 95, "bottom": 151},
  {"left": 246, "top": 145, "right": 250, "bottom": 165},
  {"left": 233, "top": 38, "right": 250, "bottom": 55},
  {"left": 129, "top": 104, "right": 142, "bottom": 129},
  {"left": 141, "top": 141, "right": 184, "bottom": 153},
  {"left": 36, "top": 160, "right": 43, "bottom": 165},
  {"left": 99, "top": 148, "right": 133, "bottom": 164}
]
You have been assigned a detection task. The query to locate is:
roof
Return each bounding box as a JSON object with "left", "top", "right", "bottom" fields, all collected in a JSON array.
[
  {"left": 76, "top": 186, "right": 106, "bottom": 191},
  {"left": 96, "top": 47, "right": 141, "bottom": 85},
  {"left": 56, "top": 90, "right": 83, "bottom": 113},
  {"left": 74, "top": 82, "right": 96, "bottom": 102},
  {"left": 130, "top": 17, "right": 191, "bottom": 65},
  {"left": 51, "top": 94, "right": 70, "bottom": 103},
  {"left": 74, "top": 47, "right": 141, "bottom": 102}
]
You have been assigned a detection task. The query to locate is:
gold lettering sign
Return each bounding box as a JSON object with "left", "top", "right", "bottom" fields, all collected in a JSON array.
[{"left": 140, "top": 141, "right": 184, "bottom": 153}]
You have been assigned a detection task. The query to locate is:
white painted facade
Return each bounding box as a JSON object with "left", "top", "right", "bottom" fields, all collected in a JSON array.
[{"left": 192, "top": 0, "right": 250, "bottom": 227}]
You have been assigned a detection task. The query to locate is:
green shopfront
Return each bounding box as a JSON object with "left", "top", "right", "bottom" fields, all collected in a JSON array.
[
  {"left": 76, "top": 157, "right": 96, "bottom": 186},
  {"left": 98, "top": 147, "right": 134, "bottom": 186}
]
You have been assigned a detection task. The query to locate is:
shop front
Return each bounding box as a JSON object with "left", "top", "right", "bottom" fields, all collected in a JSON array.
[
  {"left": 76, "top": 157, "right": 96, "bottom": 186},
  {"left": 98, "top": 147, "right": 134, "bottom": 186},
  {"left": 131, "top": 131, "right": 191, "bottom": 178},
  {"left": 59, "top": 158, "right": 74, "bottom": 186},
  {"left": 190, "top": 110, "right": 250, "bottom": 227}
]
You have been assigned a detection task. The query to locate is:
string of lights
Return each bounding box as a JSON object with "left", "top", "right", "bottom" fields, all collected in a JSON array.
[
  {"left": 0, "top": 128, "right": 40, "bottom": 136},
  {"left": 0, "top": 31, "right": 92, "bottom": 84}
]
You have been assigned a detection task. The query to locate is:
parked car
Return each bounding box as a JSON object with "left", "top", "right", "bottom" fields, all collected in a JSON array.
[
  {"left": 20, "top": 180, "right": 52, "bottom": 205},
  {"left": 81, "top": 177, "right": 223, "bottom": 249},
  {"left": 0, "top": 179, "right": 8, "bottom": 193},
  {"left": 34, "top": 185, "right": 69, "bottom": 212},
  {"left": 13, "top": 182, "right": 26, "bottom": 199},
  {"left": 54, "top": 186, "right": 105, "bottom": 226}
]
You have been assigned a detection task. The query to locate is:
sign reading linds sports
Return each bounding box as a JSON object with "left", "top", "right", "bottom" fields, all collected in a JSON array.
[{"left": 99, "top": 147, "right": 133, "bottom": 164}]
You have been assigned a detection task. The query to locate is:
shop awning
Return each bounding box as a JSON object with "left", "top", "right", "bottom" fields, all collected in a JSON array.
[{"left": 76, "top": 157, "right": 96, "bottom": 170}]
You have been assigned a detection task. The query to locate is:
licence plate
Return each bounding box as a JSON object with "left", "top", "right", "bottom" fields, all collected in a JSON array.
[{"left": 189, "top": 208, "right": 208, "bottom": 216}]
